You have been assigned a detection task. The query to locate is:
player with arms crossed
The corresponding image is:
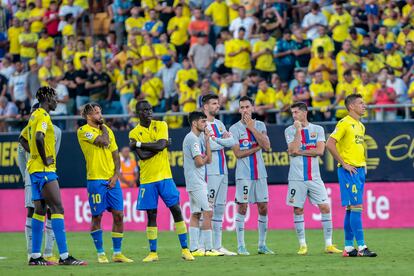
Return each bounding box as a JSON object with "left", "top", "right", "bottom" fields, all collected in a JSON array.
[
  {"left": 129, "top": 100, "right": 194, "bottom": 262},
  {"left": 77, "top": 103, "right": 133, "bottom": 264},
  {"left": 229, "top": 96, "right": 274, "bottom": 255},
  {"left": 183, "top": 111, "right": 224, "bottom": 257},
  {"left": 26, "top": 87, "right": 86, "bottom": 265},
  {"left": 326, "top": 94, "right": 377, "bottom": 257},
  {"left": 284, "top": 102, "right": 342, "bottom": 255},
  {"left": 201, "top": 94, "right": 237, "bottom": 255},
  {"left": 18, "top": 102, "right": 61, "bottom": 263}
]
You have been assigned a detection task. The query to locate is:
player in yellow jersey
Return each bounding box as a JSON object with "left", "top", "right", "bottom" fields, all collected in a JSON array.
[
  {"left": 326, "top": 94, "right": 377, "bottom": 258},
  {"left": 129, "top": 100, "right": 194, "bottom": 262},
  {"left": 27, "top": 87, "right": 86, "bottom": 266},
  {"left": 77, "top": 103, "right": 133, "bottom": 264}
]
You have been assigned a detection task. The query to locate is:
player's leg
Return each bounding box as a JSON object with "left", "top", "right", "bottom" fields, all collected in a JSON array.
[
  {"left": 235, "top": 179, "right": 250, "bottom": 255},
  {"left": 25, "top": 206, "right": 34, "bottom": 260},
  {"left": 42, "top": 178, "right": 86, "bottom": 265},
  {"left": 189, "top": 210, "right": 201, "bottom": 253},
  {"left": 286, "top": 180, "right": 307, "bottom": 254},
  {"left": 43, "top": 208, "right": 57, "bottom": 262},
  {"left": 254, "top": 178, "right": 273, "bottom": 255}
]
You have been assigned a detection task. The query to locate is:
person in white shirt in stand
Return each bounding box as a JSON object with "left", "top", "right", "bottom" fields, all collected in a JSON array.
[
  {"left": 301, "top": 3, "right": 328, "bottom": 41},
  {"left": 48, "top": 77, "right": 69, "bottom": 130},
  {"left": 229, "top": 6, "right": 256, "bottom": 40}
]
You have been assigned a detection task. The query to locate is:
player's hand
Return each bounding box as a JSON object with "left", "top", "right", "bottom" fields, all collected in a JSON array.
[
  {"left": 293, "top": 120, "right": 302, "bottom": 130},
  {"left": 204, "top": 128, "right": 212, "bottom": 142},
  {"left": 343, "top": 163, "right": 357, "bottom": 175},
  {"left": 107, "top": 175, "right": 118, "bottom": 189},
  {"left": 244, "top": 113, "right": 255, "bottom": 130},
  {"left": 45, "top": 156, "right": 54, "bottom": 166},
  {"left": 222, "top": 131, "right": 231, "bottom": 138}
]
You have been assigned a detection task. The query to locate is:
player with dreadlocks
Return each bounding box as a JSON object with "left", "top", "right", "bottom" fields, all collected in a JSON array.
[{"left": 26, "top": 86, "right": 86, "bottom": 266}]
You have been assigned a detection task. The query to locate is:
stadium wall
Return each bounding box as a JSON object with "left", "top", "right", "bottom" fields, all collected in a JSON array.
[{"left": 0, "top": 183, "right": 413, "bottom": 232}]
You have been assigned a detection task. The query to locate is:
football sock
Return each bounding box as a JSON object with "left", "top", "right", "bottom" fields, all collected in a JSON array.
[
  {"left": 189, "top": 226, "right": 200, "bottom": 251},
  {"left": 294, "top": 214, "right": 306, "bottom": 246},
  {"left": 51, "top": 214, "right": 68, "bottom": 257},
  {"left": 25, "top": 217, "right": 32, "bottom": 255},
  {"left": 235, "top": 213, "right": 246, "bottom": 247},
  {"left": 321, "top": 213, "right": 333, "bottom": 247},
  {"left": 90, "top": 229, "right": 104, "bottom": 254},
  {"left": 146, "top": 227, "right": 158, "bottom": 252},
  {"left": 344, "top": 209, "right": 354, "bottom": 248},
  {"left": 258, "top": 215, "right": 268, "bottom": 247},
  {"left": 201, "top": 229, "right": 213, "bottom": 251},
  {"left": 198, "top": 217, "right": 204, "bottom": 248},
  {"left": 111, "top": 232, "right": 123, "bottom": 254},
  {"left": 212, "top": 204, "right": 225, "bottom": 249},
  {"left": 174, "top": 221, "right": 188, "bottom": 249},
  {"left": 350, "top": 208, "right": 365, "bottom": 248},
  {"left": 44, "top": 219, "right": 55, "bottom": 256},
  {"left": 31, "top": 214, "right": 44, "bottom": 257}
]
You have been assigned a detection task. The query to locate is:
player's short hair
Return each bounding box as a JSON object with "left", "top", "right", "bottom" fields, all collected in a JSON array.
[
  {"left": 80, "top": 103, "right": 101, "bottom": 119},
  {"left": 202, "top": 94, "right": 219, "bottom": 106},
  {"left": 36, "top": 86, "right": 56, "bottom": 104},
  {"left": 136, "top": 100, "right": 151, "bottom": 113},
  {"left": 188, "top": 111, "right": 207, "bottom": 125},
  {"left": 343, "top": 69, "right": 352, "bottom": 77},
  {"left": 239, "top": 96, "right": 254, "bottom": 105},
  {"left": 345, "top": 93, "right": 363, "bottom": 110},
  {"left": 290, "top": 102, "right": 308, "bottom": 112}
]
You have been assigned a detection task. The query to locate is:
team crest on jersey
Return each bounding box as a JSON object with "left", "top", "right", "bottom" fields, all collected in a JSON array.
[
  {"left": 193, "top": 143, "right": 200, "bottom": 153},
  {"left": 85, "top": 132, "right": 94, "bottom": 140},
  {"left": 310, "top": 132, "right": 317, "bottom": 139},
  {"left": 242, "top": 139, "right": 250, "bottom": 147},
  {"left": 41, "top": 122, "right": 47, "bottom": 131}
]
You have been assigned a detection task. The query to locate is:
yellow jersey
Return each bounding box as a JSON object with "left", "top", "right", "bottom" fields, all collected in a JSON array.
[
  {"left": 27, "top": 108, "right": 56, "bottom": 174},
  {"left": 173, "top": 0, "right": 191, "bottom": 18},
  {"left": 255, "top": 87, "right": 276, "bottom": 105},
  {"left": 117, "top": 74, "right": 139, "bottom": 95},
  {"left": 140, "top": 44, "right": 163, "bottom": 74},
  {"left": 163, "top": 110, "right": 183, "bottom": 129},
  {"left": 402, "top": 4, "right": 414, "bottom": 26},
  {"left": 329, "top": 12, "right": 353, "bottom": 42},
  {"left": 309, "top": 80, "right": 334, "bottom": 108},
  {"left": 141, "top": 77, "right": 163, "bottom": 107},
  {"left": 37, "top": 37, "right": 55, "bottom": 58},
  {"left": 308, "top": 56, "right": 335, "bottom": 81},
  {"left": 275, "top": 90, "right": 293, "bottom": 116},
  {"left": 228, "top": 38, "right": 251, "bottom": 70},
  {"left": 346, "top": 33, "right": 363, "bottom": 52},
  {"left": 396, "top": 30, "right": 414, "bottom": 47},
  {"left": 74, "top": 51, "right": 88, "bottom": 70},
  {"left": 376, "top": 32, "right": 395, "bottom": 47},
  {"left": 205, "top": 1, "right": 229, "bottom": 27},
  {"left": 330, "top": 115, "right": 366, "bottom": 167},
  {"left": 167, "top": 16, "right": 190, "bottom": 46},
  {"left": 253, "top": 39, "right": 276, "bottom": 72},
  {"left": 38, "top": 66, "right": 63, "bottom": 86},
  {"left": 15, "top": 10, "right": 30, "bottom": 22},
  {"left": 175, "top": 68, "right": 198, "bottom": 91},
  {"left": 19, "top": 32, "right": 38, "bottom": 58},
  {"left": 77, "top": 124, "right": 118, "bottom": 180},
  {"left": 129, "top": 120, "right": 173, "bottom": 184},
  {"left": 385, "top": 52, "right": 403, "bottom": 77},
  {"left": 365, "top": 56, "right": 385, "bottom": 74},
  {"left": 8, "top": 27, "right": 23, "bottom": 55},
  {"left": 29, "top": 8, "right": 45, "bottom": 33},
  {"left": 408, "top": 82, "right": 414, "bottom": 111},
  {"left": 311, "top": 35, "right": 334, "bottom": 57},
  {"left": 335, "top": 81, "right": 357, "bottom": 119},
  {"left": 125, "top": 16, "right": 146, "bottom": 46},
  {"left": 62, "top": 24, "right": 75, "bottom": 37},
  {"left": 179, "top": 85, "right": 199, "bottom": 113},
  {"left": 357, "top": 82, "right": 377, "bottom": 104},
  {"left": 336, "top": 51, "right": 359, "bottom": 82},
  {"left": 227, "top": 0, "right": 241, "bottom": 22},
  {"left": 224, "top": 39, "right": 234, "bottom": 68}
]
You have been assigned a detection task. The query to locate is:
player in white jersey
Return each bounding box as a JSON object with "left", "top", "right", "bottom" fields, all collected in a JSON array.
[
  {"left": 229, "top": 96, "right": 274, "bottom": 255},
  {"left": 17, "top": 102, "right": 62, "bottom": 263},
  {"left": 201, "top": 94, "right": 237, "bottom": 256},
  {"left": 284, "top": 102, "right": 341, "bottom": 255},
  {"left": 183, "top": 111, "right": 224, "bottom": 257}
]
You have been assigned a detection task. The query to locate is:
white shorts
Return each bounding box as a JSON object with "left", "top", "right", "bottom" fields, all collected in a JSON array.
[
  {"left": 286, "top": 179, "right": 329, "bottom": 208},
  {"left": 207, "top": 174, "right": 228, "bottom": 206},
  {"left": 189, "top": 189, "right": 212, "bottom": 214},
  {"left": 24, "top": 170, "right": 34, "bottom": 208},
  {"left": 236, "top": 178, "right": 269, "bottom": 204}
]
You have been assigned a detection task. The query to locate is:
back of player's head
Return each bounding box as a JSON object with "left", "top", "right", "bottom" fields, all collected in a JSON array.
[
  {"left": 290, "top": 102, "right": 308, "bottom": 112},
  {"left": 80, "top": 102, "right": 101, "bottom": 119},
  {"left": 345, "top": 93, "right": 363, "bottom": 110},
  {"left": 188, "top": 111, "right": 207, "bottom": 125},
  {"left": 202, "top": 94, "right": 219, "bottom": 106},
  {"left": 239, "top": 96, "right": 253, "bottom": 105},
  {"left": 136, "top": 100, "right": 151, "bottom": 113},
  {"left": 36, "top": 86, "right": 56, "bottom": 103}
]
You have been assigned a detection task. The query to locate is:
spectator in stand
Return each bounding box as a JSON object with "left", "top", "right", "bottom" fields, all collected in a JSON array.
[
  {"left": 219, "top": 72, "right": 242, "bottom": 124},
  {"left": 15, "top": 1, "right": 29, "bottom": 23},
  {"left": 374, "top": 75, "right": 397, "bottom": 121},
  {"left": 252, "top": 29, "right": 276, "bottom": 82},
  {"left": 188, "top": 7, "right": 209, "bottom": 46},
  {"left": 48, "top": 76, "right": 69, "bottom": 129},
  {"left": 260, "top": 2, "right": 284, "bottom": 37},
  {"left": 227, "top": 27, "right": 251, "bottom": 80},
  {"left": 179, "top": 79, "right": 199, "bottom": 115},
  {"left": 140, "top": 69, "right": 164, "bottom": 111},
  {"left": 9, "top": 60, "right": 30, "bottom": 104},
  {"left": 37, "top": 30, "right": 55, "bottom": 64},
  {"left": 26, "top": 59, "right": 40, "bottom": 100},
  {"left": 309, "top": 71, "right": 334, "bottom": 122},
  {"left": 8, "top": 18, "right": 22, "bottom": 62},
  {"left": 175, "top": 57, "right": 198, "bottom": 93},
  {"left": 117, "top": 64, "right": 139, "bottom": 114},
  {"left": 157, "top": 55, "right": 181, "bottom": 110},
  {"left": 163, "top": 99, "right": 183, "bottom": 129},
  {"left": 293, "top": 29, "right": 311, "bottom": 70},
  {"left": 384, "top": 43, "right": 403, "bottom": 78},
  {"left": 376, "top": 25, "right": 395, "bottom": 50},
  {"left": 402, "top": 0, "right": 414, "bottom": 26},
  {"left": 332, "top": 69, "right": 357, "bottom": 120},
  {"left": 347, "top": 28, "right": 364, "bottom": 54},
  {"left": 336, "top": 40, "right": 360, "bottom": 83},
  {"left": 167, "top": 4, "right": 190, "bottom": 62},
  {"left": 204, "top": 0, "right": 229, "bottom": 40},
  {"left": 75, "top": 55, "right": 90, "bottom": 111},
  {"left": 88, "top": 36, "right": 112, "bottom": 71},
  {"left": 229, "top": 6, "right": 255, "bottom": 40},
  {"left": 301, "top": 2, "right": 327, "bottom": 41},
  {"left": 329, "top": 1, "right": 353, "bottom": 55},
  {"left": 292, "top": 69, "right": 310, "bottom": 107},
  {"left": 73, "top": 39, "right": 88, "bottom": 70},
  {"left": 188, "top": 32, "right": 214, "bottom": 79},
  {"left": 274, "top": 29, "right": 295, "bottom": 82},
  {"left": 119, "top": 146, "right": 138, "bottom": 188},
  {"left": 140, "top": 33, "right": 163, "bottom": 74},
  {"left": 143, "top": 9, "right": 164, "bottom": 43},
  {"left": 408, "top": 81, "right": 414, "bottom": 118},
  {"left": 275, "top": 80, "right": 293, "bottom": 125},
  {"left": 0, "top": 73, "right": 6, "bottom": 97},
  {"left": 44, "top": 1, "right": 60, "bottom": 39},
  {"left": 61, "top": 59, "right": 77, "bottom": 115},
  {"left": 0, "top": 96, "right": 18, "bottom": 132},
  {"left": 86, "top": 59, "right": 113, "bottom": 107},
  {"left": 242, "top": 71, "right": 260, "bottom": 99},
  {"left": 125, "top": 6, "right": 145, "bottom": 47},
  {"left": 311, "top": 25, "right": 334, "bottom": 58},
  {"left": 396, "top": 24, "right": 414, "bottom": 49},
  {"left": 111, "top": 0, "right": 131, "bottom": 47},
  {"left": 38, "top": 56, "right": 63, "bottom": 86},
  {"left": 19, "top": 19, "right": 38, "bottom": 65},
  {"left": 29, "top": 0, "right": 45, "bottom": 35},
  {"left": 255, "top": 78, "right": 276, "bottom": 123},
  {"left": 402, "top": 40, "right": 414, "bottom": 83},
  {"left": 0, "top": 56, "right": 15, "bottom": 80},
  {"left": 386, "top": 68, "right": 408, "bottom": 105}
]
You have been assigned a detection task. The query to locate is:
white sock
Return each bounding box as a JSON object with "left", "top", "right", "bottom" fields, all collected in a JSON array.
[
  {"left": 43, "top": 219, "right": 55, "bottom": 256},
  {"left": 345, "top": 246, "right": 355, "bottom": 252},
  {"left": 198, "top": 217, "right": 204, "bottom": 249},
  {"left": 25, "top": 217, "right": 32, "bottom": 255},
  {"left": 60, "top": 252, "right": 69, "bottom": 260},
  {"left": 294, "top": 214, "right": 306, "bottom": 246},
  {"left": 201, "top": 229, "right": 213, "bottom": 251},
  {"left": 258, "top": 215, "right": 268, "bottom": 247},
  {"left": 321, "top": 213, "right": 333, "bottom": 247},
  {"left": 212, "top": 204, "right": 225, "bottom": 249},
  {"left": 189, "top": 227, "right": 200, "bottom": 252},
  {"left": 235, "top": 213, "right": 246, "bottom": 248},
  {"left": 358, "top": 245, "right": 367, "bottom": 251}
]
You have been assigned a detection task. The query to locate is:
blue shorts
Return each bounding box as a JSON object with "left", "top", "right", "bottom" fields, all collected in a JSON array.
[
  {"left": 87, "top": 179, "right": 124, "bottom": 216},
  {"left": 365, "top": 4, "right": 378, "bottom": 16},
  {"left": 338, "top": 167, "right": 365, "bottom": 207},
  {"left": 30, "top": 172, "right": 59, "bottom": 201},
  {"left": 137, "top": 178, "right": 180, "bottom": 210}
]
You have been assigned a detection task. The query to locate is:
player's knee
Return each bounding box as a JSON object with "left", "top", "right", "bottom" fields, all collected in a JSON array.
[
  {"left": 294, "top": 207, "right": 304, "bottom": 215},
  {"left": 113, "top": 212, "right": 123, "bottom": 225},
  {"left": 169, "top": 204, "right": 184, "bottom": 222},
  {"left": 203, "top": 210, "right": 213, "bottom": 220},
  {"left": 50, "top": 203, "right": 64, "bottom": 215},
  {"left": 147, "top": 209, "right": 158, "bottom": 226},
  {"left": 237, "top": 204, "right": 248, "bottom": 215},
  {"left": 258, "top": 203, "right": 268, "bottom": 215},
  {"left": 319, "top": 204, "right": 330, "bottom": 214}
]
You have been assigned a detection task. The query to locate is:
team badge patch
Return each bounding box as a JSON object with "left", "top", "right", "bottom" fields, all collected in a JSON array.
[
  {"left": 85, "top": 132, "right": 94, "bottom": 140},
  {"left": 310, "top": 132, "right": 317, "bottom": 139},
  {"left": 41, "top": 122, "right": 47, "bottom": 131},
  {"left": 193, "top": 143, "right": 200, "bottom": 153}
]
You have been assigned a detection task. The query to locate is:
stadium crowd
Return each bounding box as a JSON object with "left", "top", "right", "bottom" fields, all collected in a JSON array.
[{"left": 0, "top": 0, "right": 414, "bottom": 132}]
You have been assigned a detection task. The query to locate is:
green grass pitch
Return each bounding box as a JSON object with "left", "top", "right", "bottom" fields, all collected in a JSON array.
[{"left": 0, "top": 229, "right": 413, "bottom": 275}]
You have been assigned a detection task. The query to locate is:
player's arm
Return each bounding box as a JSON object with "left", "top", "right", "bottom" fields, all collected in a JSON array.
[
  {"left": 298, "top": 141, "right": 325, "bottom": 157},
  {"left": 286, "top": 126, "right": 302, "bottom": 156},
  {"left": 129, "top": 138, "right": 158, "bottom": 160},
  {"left": 108, "top": 149, "right": 121, "bottom": 189},
  {"left": 36, "top": 132, "right": 54, "bottom": 166},
  {"left": 231, "top": 143, "right": 261, "bottom": 159},
  {"left": 194, "top": 135, "right": 211, "bottom": 167},
  {"left": 18, "top": 135, "right": 30, "bottom": 153},
  {"left": 326, "top": 136, "right": 357, "bottom": 174},
  {"left": 94, "top": 125, "right": 110, "bottom": 147},
  {"left": 139, "top": 139, "right": 169, "bottom": 152},
  {"left": 246, "top": 117, "right": 271, "bottom": 151}
]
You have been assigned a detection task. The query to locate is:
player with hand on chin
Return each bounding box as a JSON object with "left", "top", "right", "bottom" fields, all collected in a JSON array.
[
  {"left": 129, "top": 100, "right": 194, "bottom": 262},
  {"left": 326, "top": 94, "right": 377, "bottom": 257},
  {"left": 26, "top": 87, "right": 86, "bottom": 266},
  {"left": 229, "top": 96, "right": 274, "bottom": 256},
  {"left": 183, "top": 111, "right": 224, "bottom": 257},
  {"left": 77, "top": 103, "right": 133, "bottom": 264},
  {"left": 284, "top": 102, "right": 341, "bottom": 255}
]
